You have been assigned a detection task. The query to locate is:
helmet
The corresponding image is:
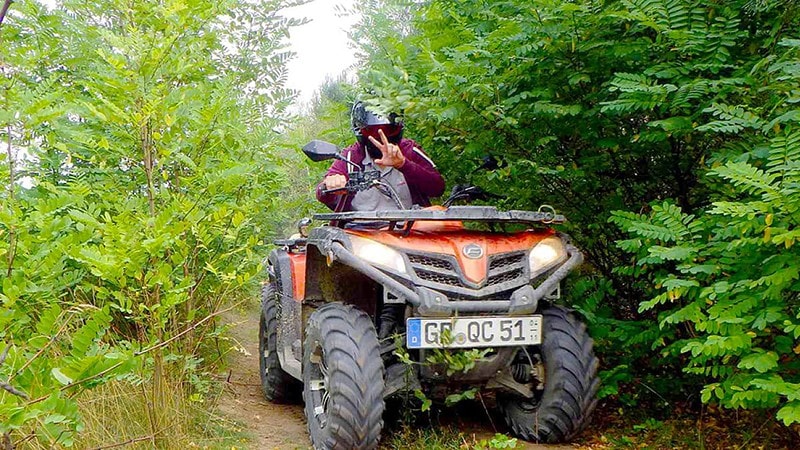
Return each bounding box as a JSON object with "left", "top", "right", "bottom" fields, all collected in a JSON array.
[{"left": 351, "top": 101, "right": 404, "bottom": 149}]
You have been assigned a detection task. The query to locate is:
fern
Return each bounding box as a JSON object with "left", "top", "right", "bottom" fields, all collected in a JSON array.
[
  {"left": 662, "top": 0, "right": 691, "bottom": 31},
  {"left": 69, "top": 308, "right": 111, "bottom": 360},
  {"left": 662, "top": 300, "right": 705, "bottom": 326},
  {"left": 648, "top": 244, "right": 700, "bottom": 261},
  {"left": 709, "top": 201, "right": 771, "bottom": 218}
]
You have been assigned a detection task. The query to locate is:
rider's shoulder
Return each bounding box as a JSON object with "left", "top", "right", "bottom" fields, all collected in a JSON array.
[
  {"left": 398, "top": 138, "right": 422, "bottom": 153},
  {"left": 400, "top": 139, "right": 435, "bottom": 164}
]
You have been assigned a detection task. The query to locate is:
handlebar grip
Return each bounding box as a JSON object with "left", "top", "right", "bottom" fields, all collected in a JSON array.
[{"left": 321, "top": 187, "right": 347, "bottom": 195}]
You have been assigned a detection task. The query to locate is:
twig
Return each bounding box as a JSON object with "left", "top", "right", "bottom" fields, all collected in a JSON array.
[
  {"left": 736, "top": 412, "right": 775, "bottom": 450},
  {"left": 89, "top": 434, "right": 155, "bottom": 450},
  {"left": 0, "top": 0, "right": 12, "bottom": 29},
  {"left": 135, "top": 302, "right": 239, "bottom": 356},
  {"left": 0, "top": 343, "right": 29, "bottom": 399},
  {"left": 477, "top": 391, "right": 497, "bottom": 433},
  {"left": 636, "top": 379, "right": 670, "bottom": 407},
  {"left": 2, "top": 433, "right": 12, "bottom": 450},
  {"left": 0, "top": 381, "right": 28, "bottom": 399},
  {"left": 11, "top": 431, "right": 35, "bottom": 447},
  {"left": 697, "top": 403, "right": 706, "bottom": 450}
]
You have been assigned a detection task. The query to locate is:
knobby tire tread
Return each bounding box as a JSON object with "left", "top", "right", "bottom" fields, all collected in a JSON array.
[
  {"left": 304, "top": 303, "right": 385, "bottom": 450},
  {"left": 259, "top": 283, "right": 299, "bottom": 403},
  {"left": 500, "top": 305, "right": 599, "bottom": 443}
]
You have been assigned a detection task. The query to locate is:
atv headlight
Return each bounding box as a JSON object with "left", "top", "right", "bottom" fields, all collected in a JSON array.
[
  {"left": 349, "top": 236, "right": 407, "bottom": 274},
  {"left": 529, "top": 237, "right": 567, "bottom": 278}
]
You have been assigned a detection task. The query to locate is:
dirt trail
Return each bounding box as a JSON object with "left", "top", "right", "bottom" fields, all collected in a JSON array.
[
  {"left": 216, "top": 306, "right": 575, "bottom": 450},
  {"left": 216, "top": 307, "right": 310, "bottom": 449}
]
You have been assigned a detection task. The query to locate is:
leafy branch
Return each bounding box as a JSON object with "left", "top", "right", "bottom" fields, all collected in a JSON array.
[{"left": 0, "top": 345, "right": 28, "bottom": 400}]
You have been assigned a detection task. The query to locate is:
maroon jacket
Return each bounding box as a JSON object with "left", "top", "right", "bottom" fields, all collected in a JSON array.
[{"left": 316, "top": 139, "right": 445, "bottom": 211}]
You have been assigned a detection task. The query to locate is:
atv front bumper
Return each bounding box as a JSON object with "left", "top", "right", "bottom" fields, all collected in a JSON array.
[{"left": 328, "top": 242, "right": 583, "bottom": 317}]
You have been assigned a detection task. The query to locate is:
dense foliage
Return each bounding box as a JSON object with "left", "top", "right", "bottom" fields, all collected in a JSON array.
[
  {"left": 349, "top": 0, "right": 800, "bottom": 425},
  {"left": 2, "top": 0, "right": 799, "bottom": 446},
  {"left": 0, "top": 0, "right": 301, "bottom": 446}
]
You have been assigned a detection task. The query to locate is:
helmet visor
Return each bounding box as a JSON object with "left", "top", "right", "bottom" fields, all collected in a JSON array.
[{"left": 361, "top": 124, "right": 403, "bottom": 142}]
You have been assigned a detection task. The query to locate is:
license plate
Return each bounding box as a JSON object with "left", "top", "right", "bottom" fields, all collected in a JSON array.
[{"left": 406, "top": 316, "right": 542, "bottom": 349}]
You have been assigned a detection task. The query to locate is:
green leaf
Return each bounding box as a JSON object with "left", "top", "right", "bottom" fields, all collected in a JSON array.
[
  {"left": 414, "top": 389, "right": 432, "bottom": 412},
  {"left": 738, "top": 351, "right": 779, "bottom": 373},
  {"left": 51, "top": 368, "right": 74, "bottom": 386},
  {"left": 777, "top": 402, "right": 800, "bottom": 425}
]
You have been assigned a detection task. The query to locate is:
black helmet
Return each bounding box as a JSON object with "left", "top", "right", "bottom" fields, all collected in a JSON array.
[{"left": 351, "top": 101, "right": 404, "bottom": 149}]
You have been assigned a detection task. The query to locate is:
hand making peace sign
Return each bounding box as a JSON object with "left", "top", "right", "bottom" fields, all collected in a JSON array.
[{"left": 368, "top": 129, "right": 406, "bottom": 169}]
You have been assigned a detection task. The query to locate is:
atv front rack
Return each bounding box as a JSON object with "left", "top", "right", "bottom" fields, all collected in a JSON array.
[{"left": 313, "top": 205, "right": 566, "bottom": 229}]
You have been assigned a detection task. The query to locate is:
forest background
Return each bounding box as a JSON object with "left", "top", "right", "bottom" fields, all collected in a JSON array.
[{"left": 1, "top": 0, "right": 799, "bottom": 449}]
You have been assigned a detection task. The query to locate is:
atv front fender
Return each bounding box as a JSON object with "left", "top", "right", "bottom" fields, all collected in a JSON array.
[{"left": 267, "top": 250, "right": 302, "bottom": 379}]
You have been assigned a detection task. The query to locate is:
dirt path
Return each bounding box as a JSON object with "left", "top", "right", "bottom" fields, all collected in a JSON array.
[
  {"left": 216, "top": 306, "right": 575, "bottom": 450},
  {"left": 216, "top": 307, "right": 310, "bottom": 449}
]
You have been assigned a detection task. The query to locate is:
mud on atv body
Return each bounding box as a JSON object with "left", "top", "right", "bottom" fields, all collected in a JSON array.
[{"left": 260, "top": 205, "right": 599, "bottom": 449}]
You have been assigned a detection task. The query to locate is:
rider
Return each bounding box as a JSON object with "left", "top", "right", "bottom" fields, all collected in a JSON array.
[{"left": 316, "top": 101, "right": 445, "bottom": 211}]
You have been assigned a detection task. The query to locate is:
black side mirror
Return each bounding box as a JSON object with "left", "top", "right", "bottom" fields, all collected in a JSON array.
[
  {"left": 298, "top": 217, "right": 312, "bottom": 237},
  {"left": 477, "top": 155, "right": 501, "bottom": 171},
  {"left": 302, "top": 140, "right": 341, "bottom": 162}
]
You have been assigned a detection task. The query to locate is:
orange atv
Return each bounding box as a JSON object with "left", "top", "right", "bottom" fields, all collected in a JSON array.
[{"left": 259, "top": 141, "right": 599, "bottom": 449}]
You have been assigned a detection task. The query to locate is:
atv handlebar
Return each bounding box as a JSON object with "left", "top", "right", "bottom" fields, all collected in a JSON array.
[
  {"left": 443, "top": 184, "right": 504, "bottom": 207},
  {"left": 321, "top": 187, "right": 347, "bottom": 196},
  {"left": 324, "top": 170, "right": 385, "bottom": 195},
  {"left": 322, "top": 170, "right": 406, "bottom": 209}
]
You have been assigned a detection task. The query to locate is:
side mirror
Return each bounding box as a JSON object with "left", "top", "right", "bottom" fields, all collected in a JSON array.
[
  {"left": 477, "top": 155, "right": 501, "bottom": 171},
  {"left": 298, "top": 217, "right": 312, "bottom": 237},
  {"left": 302, "top": 140, "right": 341, "bottom": 162}
]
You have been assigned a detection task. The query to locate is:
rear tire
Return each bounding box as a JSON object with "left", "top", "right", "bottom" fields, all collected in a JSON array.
[
  {"left": 303, "top": 303, "right": 385, "bottom": 450},
  {"left": 499, "top": 306, "right": 599, "bottom": 443},
  {"left": 259, "top": 282, "right": 300, "bottom": 403}
]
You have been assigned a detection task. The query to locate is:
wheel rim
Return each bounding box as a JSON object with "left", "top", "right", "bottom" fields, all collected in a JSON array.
[{"left": 307, "top": 341, "right": 331, "bottom": 429}]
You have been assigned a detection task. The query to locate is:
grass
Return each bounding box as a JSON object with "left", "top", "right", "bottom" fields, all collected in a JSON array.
[
  {"left": 382, "top": 425, "right": 520, "bottom": 450},
  {"left": 379, "top": 396, "right": 521, "bottom": 450},
  {"left": 65, "top": 376, "right": 248, "bottom": 450},
  {"left": 575, "top": 403, "right": 800, "bottom": 450},
  {"left": 382, "top": 425, "right": 471, "bottom": 450},
  {"left": 376, "top": 395, "right": 800, "bottom": 450}
]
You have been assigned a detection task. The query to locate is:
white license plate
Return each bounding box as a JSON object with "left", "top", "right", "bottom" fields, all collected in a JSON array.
[{"left": 406, "top": 316, "right": 542, "bottom": 349}]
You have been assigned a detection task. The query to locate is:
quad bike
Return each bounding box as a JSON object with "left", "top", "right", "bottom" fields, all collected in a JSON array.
[{"left": 259, "top": 140, "right": 599, "bottom": 449}]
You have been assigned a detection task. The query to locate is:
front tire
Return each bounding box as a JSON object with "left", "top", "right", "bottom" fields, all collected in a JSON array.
[
  {"left": 499, "top": 306, "right": 599, "bottom": 443},
  {"left": 259, "top": 282, "right": 300, "bottom": 403},
  {"left": 303, "top": 303, "right": 385, "bottom": 450}
]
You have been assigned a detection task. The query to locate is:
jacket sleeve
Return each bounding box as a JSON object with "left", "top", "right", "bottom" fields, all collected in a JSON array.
[
  {"left": 315, "top": 158, "right": 349, "bottom": 211},
  {"left": 397, "top": 140, "right": 446, "bottom": 198}
]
